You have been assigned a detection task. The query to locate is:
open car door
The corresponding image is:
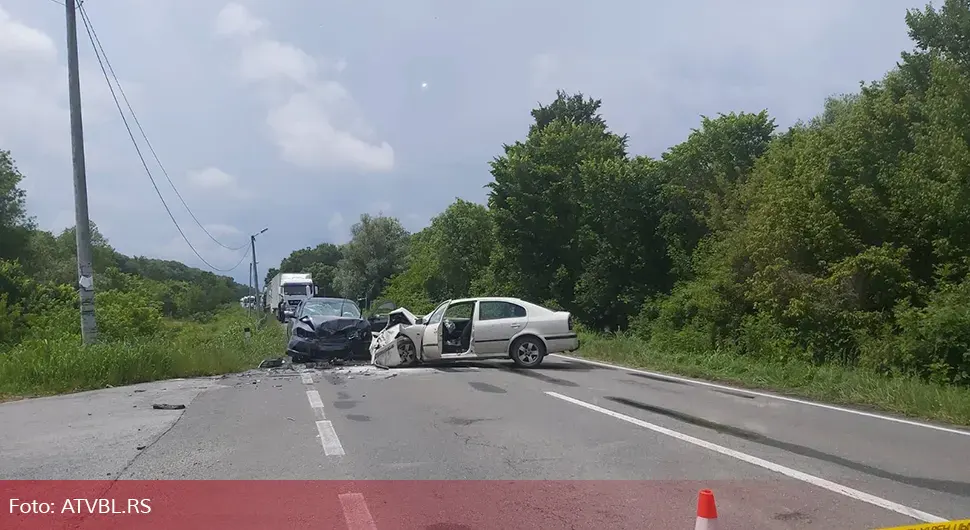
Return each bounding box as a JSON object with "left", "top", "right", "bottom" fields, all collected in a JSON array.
[{"left": 420, "top": 301, "right": 449, "bottom": 361}]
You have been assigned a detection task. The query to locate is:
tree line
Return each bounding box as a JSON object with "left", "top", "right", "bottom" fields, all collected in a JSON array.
[
  {"left": 0, "top": 150, "right": 249, "bottom": 349},
  {"left": 275, "top": 1, "right": 970, "bottom": 386}
]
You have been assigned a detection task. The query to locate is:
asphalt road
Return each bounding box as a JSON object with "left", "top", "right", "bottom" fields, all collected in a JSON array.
[{"left": 2, "top": 355, "right": 968, "bottom": 529}]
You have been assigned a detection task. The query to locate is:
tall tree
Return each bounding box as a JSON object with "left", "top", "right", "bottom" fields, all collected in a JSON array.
[
  {"left": 382, "top": 199, "right": 495, "bottom": 310},
  {"left": 656, "top": 112, "right": 776, "bottom": 278},
  {"left": 333, "top": 214, "right": 410, "bottom": 304},
  {"left": 574, "top": 156, "right": 671, "bottom": 328},
  {"left": 487, "top": 91, "right": 627, "bottom": 309},
  {"left": 0, "top": 150, "right": 34, "bottom": 262}
]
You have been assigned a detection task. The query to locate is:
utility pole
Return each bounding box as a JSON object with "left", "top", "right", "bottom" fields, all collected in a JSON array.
[
  {"left": 251, "top": 228, "right": 268, "bottom": 312},
  {"left": 66, "top": 0, "right": 98, "bottom": 344},
  {"left": 247, "top": 262, "right": 254, "bottom": 318}
]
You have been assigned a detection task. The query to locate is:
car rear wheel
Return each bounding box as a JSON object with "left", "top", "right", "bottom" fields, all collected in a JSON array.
[
  {"left": 398, "top": 336, "right": 417, "bottom": 366},
  {"left": 510, "top": 336, "right": 545, "bottom": 368}
]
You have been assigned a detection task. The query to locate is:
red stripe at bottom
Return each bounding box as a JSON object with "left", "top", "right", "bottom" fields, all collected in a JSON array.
[{"left": 0, "top": 479, "right": 912, "bottom": 529}]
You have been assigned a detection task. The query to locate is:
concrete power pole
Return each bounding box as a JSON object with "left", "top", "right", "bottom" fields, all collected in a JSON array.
[
  {"left": 250, "top": 235, "right": 259, "bottom": 309},
  {"left": 65, "top": 0, "right": 98, "bottom": 344},
  {"left": 250, "top": 228, "right": 267, "bottom": 311}
]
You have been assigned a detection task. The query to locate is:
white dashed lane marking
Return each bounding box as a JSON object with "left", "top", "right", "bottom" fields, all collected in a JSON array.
[
  {"left": 338, "top": 493, "right": 378, "bottom": 530},
  {"left": 306, "top": 390, "right": 327, "bottom": 420},
  {"left": 316, "top": 420, "right": 345, "bottom": 456},
  {"left": 300, "top": 370, "right": 345, "bottom": 455}
]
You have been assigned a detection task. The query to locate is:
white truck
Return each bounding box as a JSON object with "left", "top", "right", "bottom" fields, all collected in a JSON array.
[{"left": 266, "top": 272, "right": 315, "bottom": 321}]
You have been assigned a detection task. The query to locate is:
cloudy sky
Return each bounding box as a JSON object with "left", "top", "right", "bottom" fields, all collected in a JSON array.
[{"left": 0, "top": 0, "right": 923, "bottom": 284}]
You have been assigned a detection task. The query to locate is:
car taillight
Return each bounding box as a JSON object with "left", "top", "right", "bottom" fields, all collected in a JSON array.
[{"left": 567, "top": 315, "right": 573, "bottom": 331}]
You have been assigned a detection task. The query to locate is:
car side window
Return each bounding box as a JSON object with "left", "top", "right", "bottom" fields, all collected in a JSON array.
[
  {"left": 444, "top": 302, "right": 473, "bottom": 320},
  {"left": 479, "top": 301, "right": 526, "bottom": 321},
  {"left": 426, "top": 303, "right": 448, "bottom": 325}
]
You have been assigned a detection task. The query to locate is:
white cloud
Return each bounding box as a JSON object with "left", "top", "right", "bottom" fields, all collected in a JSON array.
[
  {"left": 214, "top": 3, "right": 264, "bottom": 38},
  {"left": 215, "top": 3, "right": 394, "bottom": 173},
  {"left": 0, "top": 6, "right": 66, "bottom": 155},
  {"left": 186, "top": 167, "right": 251, "bottom": 200},
  {"left": 0, "top": 6, "right": 56, "bottom": 63},
  {"left": 239, "top": 40, "right": 316, "bottom": 85}
]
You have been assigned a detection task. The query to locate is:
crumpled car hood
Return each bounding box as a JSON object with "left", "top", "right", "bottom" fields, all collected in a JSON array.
[
  {"left": 385, "top": 308, "right": 418, "bottom": 327},
  {"left": 370, "top": 324, "right": 404, "bottom": 351},
  {"left": 306, "top": 316, "right": 369, "bottom": 336}
]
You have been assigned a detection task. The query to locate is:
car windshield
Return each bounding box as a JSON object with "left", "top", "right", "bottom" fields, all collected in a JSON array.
[
  {"left": 301, "top": 298, "right": 361, "bottom": 318},
  {"left": 283, "top": 284, "right": 309, "bottom": 296}
]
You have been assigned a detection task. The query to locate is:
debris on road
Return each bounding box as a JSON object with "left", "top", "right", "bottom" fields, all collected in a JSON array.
[
  {"left": 259, "top": 357, "right": 284, "bottom": 369},
  {"left": 136, "top": 445, "right": 146, "bottom": 450},
  {"left": 133, "top": 389, "right": 146, "bottom": 393},
  {"left": 152, "top": 404, "right": 186, "bottom": 410}
]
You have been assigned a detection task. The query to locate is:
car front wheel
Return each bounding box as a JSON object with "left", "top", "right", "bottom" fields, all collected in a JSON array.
[
  {"left": 397, "top": 336, "right": 418, "bottom": 366},
  {"left": 510, "top": 336, "right": 545, "bottom": 368}
]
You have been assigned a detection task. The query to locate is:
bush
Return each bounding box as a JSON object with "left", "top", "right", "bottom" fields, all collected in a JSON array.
[{"left": 0, "top": 309, "right": 284, "bottom": 396}]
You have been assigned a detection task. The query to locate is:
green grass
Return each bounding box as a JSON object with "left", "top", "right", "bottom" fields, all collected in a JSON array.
[
  {"left": 574, "top": 331, "right": 970, "bottom": 427},
  {"left": 0, "top": 309, "right": 285, "bottom": 398}
]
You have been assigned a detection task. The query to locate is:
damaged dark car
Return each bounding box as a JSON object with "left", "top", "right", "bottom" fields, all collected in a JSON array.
[{"left": 285, "top": 297, "right": 371, "bottom": 363}]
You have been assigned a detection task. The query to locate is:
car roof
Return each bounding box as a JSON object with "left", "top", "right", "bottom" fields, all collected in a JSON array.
[
  {"left": 449, "top": 296, "right": 526, "bottom": 305},
  {"left": 306, "top": 296, "right": 357, "bottom": 304}
]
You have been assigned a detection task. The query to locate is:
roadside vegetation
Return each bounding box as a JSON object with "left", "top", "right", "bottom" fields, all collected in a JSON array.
[
  {"left": 0, "top": 151, "right": 282, "bottom": 398},
  {"left": 272, "top": 2, "right": 970, "bottom": 425},
  {"left": 4, "top": 3, "right": 970, "bottom": 424}
]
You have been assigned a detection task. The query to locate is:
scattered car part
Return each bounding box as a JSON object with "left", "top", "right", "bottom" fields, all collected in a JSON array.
[
  {"left": 152, "top": 404, "right": 186, "bottom": 410},
  {"left": 258, "top": 357, "right": 284, "bottom": 369}
]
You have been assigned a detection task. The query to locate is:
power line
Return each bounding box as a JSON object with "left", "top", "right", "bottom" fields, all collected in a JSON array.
[
  {"left": 78, "top": 6, "right": 249, "bottom": 273},
  {"left": 77, "top": 3, "right": 247, "bottom": 252}
]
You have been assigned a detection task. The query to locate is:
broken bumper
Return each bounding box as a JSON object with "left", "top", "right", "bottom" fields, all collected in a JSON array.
[
  {"left": 369, "top": 324, "right": 410, "bottom": 367},
  {"left": 287, "top": 336, "right": 370, "bottom": 360}
]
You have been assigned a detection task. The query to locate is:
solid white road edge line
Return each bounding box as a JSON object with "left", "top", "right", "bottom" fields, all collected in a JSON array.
[
  {"left": 315, "top": 420, "right": 345, "bottom": 456},
  {"left": 301, "top": 373, "right": 313, "bottom": 385},
  {"left": 544, "top": 391, "right": 946, "bottom": 523},
  {"left": 549, "top": 354, "right": 970, "bottom": 437},
  {"left": 338, "top": 492, "right": 378, "bottom": 530}
]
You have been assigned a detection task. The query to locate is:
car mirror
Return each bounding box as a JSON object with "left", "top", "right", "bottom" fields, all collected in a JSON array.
[
  {"left": 415, "top": 317, "right": 424, "bottom": 325},
  {"left": 299, "top": 315, "right": 312, "bottom": 324}
]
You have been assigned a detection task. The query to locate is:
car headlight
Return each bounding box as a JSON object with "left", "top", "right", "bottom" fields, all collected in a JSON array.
[{"left": 295, "top": 328, "right": 312, "bottom": 338}]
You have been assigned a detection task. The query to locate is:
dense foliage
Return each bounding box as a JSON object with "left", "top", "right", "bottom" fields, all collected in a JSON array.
[
  {"left": 0, "top": 149, "right": 250, "bottom": 353},
  {"left": 276, "top": 2, "right": 970, "bottom": 386}
]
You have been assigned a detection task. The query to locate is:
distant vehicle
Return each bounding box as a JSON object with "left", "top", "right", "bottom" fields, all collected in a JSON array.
[
  {"left": 285, "top": 297, "right": 371, "bottom": 363},
  {"left": 370, "top": 297, "right": 578, "bottom": 368},
  {"left": 239, "top": 295, "right": 257, "bottom": 309},
  {"left": 265, "top": 272, "right": 315, "bottom": 321}
]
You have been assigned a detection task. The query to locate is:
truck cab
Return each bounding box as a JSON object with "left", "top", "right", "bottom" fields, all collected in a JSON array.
[
  {"left": 280, "top": 281, "right": 313, "bottom": 318},
  {"left": 268, "top": 272, "right": 316, "bottom": 321}
]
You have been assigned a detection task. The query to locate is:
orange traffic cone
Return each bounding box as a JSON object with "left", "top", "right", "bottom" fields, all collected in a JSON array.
[{"left": 694, "top": 489, "right": 718, "bottom": 530}]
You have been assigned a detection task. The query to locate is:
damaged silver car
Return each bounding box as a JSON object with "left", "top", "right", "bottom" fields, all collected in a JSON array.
[
  {"left": 286, "top": 297, "right": 372, "bottom": 363},
  {"left": 370, "top": 297, "right": 579, "bottom": 368}
]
